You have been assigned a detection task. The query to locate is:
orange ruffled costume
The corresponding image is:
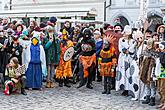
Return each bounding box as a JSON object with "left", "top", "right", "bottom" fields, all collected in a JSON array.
[
  {"left": 56, "top": 40, "right": 73, "bottom": 79},
  {"left": 98, "top": 47, "right": 117, "bottom": 77},
  {"left": 79, "top": 54, "right": 96, "bottom": 78}
]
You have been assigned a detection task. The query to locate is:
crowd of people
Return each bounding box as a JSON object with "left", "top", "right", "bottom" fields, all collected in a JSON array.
[{"left": 0, "top": 16, "right": 165, "bottom": 109}]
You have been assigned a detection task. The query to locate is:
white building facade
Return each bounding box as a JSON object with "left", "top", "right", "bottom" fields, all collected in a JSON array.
[
  {"left": 0, "top": 0, "right": 105, "bottom": 28},
  {"left": 105, "top": 0, "right": 165, "bottom": 30}
]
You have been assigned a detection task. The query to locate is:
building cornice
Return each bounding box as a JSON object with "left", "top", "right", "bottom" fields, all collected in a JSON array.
[
  {"left": 12, "top": 0, "right": 104, "bottom": 7},
  {"left": 109, "top": 5, "right": 163, "bottom": 10}
]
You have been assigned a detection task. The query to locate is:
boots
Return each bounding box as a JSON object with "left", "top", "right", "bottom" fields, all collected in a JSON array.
[
  {"left": 50, "top": 82, "right": 55, "bottom": 88},
  {"left": 149, "top": 97, "right": 155, "bottom": 106},
  {"left": 64, "top": 78, "right": 71, "bottom": 88},
  {"left": 77, "top": 78, "right": 86, "bottom": 88},
  {"left": 102, "top": 84, "right": 107, "bottom": 94},
  {"left": 142, "top": 95, "right": 150, "bottom": 104},
  {"left": 46, "top": 82, "right": 51, "bottom": 88},
  {"left": 21, "top": 88, "right": 27, "bottom": 95},
  {"left": 121, "top": 90, "right": 128, "bottom": 96},
  {"left": 86, "top": 83, "right": 93, "bottom": 89},
  {"left": 107, "top": 84, "right": 111, "bottom": 94},
  {"left": 59, "top": 79, "right": 63, "bottom": 87}
]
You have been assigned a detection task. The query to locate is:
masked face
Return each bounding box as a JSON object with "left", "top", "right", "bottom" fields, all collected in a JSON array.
[
  {"left": 103, "top": 40, "right": 109, "bottom": 49},
  {"left": 32, "top": 38, "right": 38, "bottom": 46}
]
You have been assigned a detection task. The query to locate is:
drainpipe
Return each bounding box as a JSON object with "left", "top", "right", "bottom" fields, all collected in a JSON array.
[
  {"left": 10, "top": 0, "right": 12, "bottom": 10},
  {"left": 104, "top": 0, "right": 112, "bottom": 22}
]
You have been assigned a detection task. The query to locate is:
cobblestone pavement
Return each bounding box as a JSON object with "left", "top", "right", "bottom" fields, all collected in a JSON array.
[{"left": 0, "top": 82, "right": 157, "bottom": 110}]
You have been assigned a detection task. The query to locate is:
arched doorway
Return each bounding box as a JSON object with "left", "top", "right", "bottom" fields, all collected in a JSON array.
[
  {"left": 147, "top": 10, "right": 163, "bottom": 32},
  {"left": 117, "top": 16, "right": 129, "bottom": 27}
]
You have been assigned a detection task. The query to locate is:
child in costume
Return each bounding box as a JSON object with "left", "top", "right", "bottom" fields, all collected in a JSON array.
[
  {"left": 94, "top": 30, "right": 103, "bottom": 82},
  {"left": 98, "top": 39, "right": 116, "bottom": 94},
  {"left": 4, "top": 57, "right": 27, "bottom": 95},
  {"left": 155, "top": 42, "right": 165, "bottom": 109},
  {"left": 140, "top": 38, "right": 157, "bottom": 106},
  {"left": 44, "top": 25, "right": 60, "bottom": 88},
  {"left": 56, "top": 29, "right": 73, "bottom": 87},
  {"left": 25, "top": 33, "right": 47, "bottom": 90},
  {"left": 75, "top": 28, "right": 96, "bottom": 89}
]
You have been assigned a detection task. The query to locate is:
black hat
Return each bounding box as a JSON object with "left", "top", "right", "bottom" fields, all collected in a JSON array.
[{"left": 49, "top": 16, "right": 57, "bottom": 23}]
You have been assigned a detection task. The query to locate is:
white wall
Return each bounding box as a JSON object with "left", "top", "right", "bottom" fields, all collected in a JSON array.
[
  {"left": 11, "top": 0, "right": 104, "bottom": 21},
  {"left": 106, "top": 0, "right": 164, "bottom": 26}
]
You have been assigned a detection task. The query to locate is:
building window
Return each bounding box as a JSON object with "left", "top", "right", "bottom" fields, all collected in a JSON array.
[
  {"left": 40, "top": 17, "right": 49, "bottom": 24},
  {"left": 22, "top": 18, "right": 30, "bottom": 27},
  {"left": 111, "top": 0, "right": 115, "bottom": 5},
  {"left": 150, "top": 0, "right": 156, "bottom": 4},
  {"left": 160, "top": 0, "right": 165, "bottom": 4},
  {"left": 81, "top": 16, "right": 95, "bottom": 20}
]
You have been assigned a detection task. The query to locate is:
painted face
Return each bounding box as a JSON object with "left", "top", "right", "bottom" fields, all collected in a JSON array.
[
  {"left": 115, "top": 26, "right": 122, "bottom": 31},
  {"left": 32, "top": 37, "right": 38, "bottom": 46},
  {"left": 103, "top": 40, "right": 109, "bottom": 49}
]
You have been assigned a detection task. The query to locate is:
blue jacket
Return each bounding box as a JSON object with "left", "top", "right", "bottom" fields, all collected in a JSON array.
[{"left": 96, "top": 39, "right": 103, "bottom": 59}]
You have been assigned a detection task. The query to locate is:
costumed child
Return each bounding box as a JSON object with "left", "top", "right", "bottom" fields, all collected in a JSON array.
[
  {"left": 75, "top": 28, "right": 96, "bottom": 89},
  {"left": 56, "top": 29, "right": 73, "bottom": 87},
  {"left": 4, "top": 57, "right": 27, "bottom": 95},
  {"left": 98, "top": 39, "right": 116, "bottom": 94},
  {"left": 44, "top": 25, "right": 60, "bottom": 88},
  {"left": 94, "top": 30, "right": 103, "bottom": 82},
  {"left": 25, "top": 33, "right": 47, "bottom": 90},
  {"left": 155, "top": 42, "right": 165, "bottom": 110},
  {"left": 140, "top": 38, "right": 157, "bottom": 106}
]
